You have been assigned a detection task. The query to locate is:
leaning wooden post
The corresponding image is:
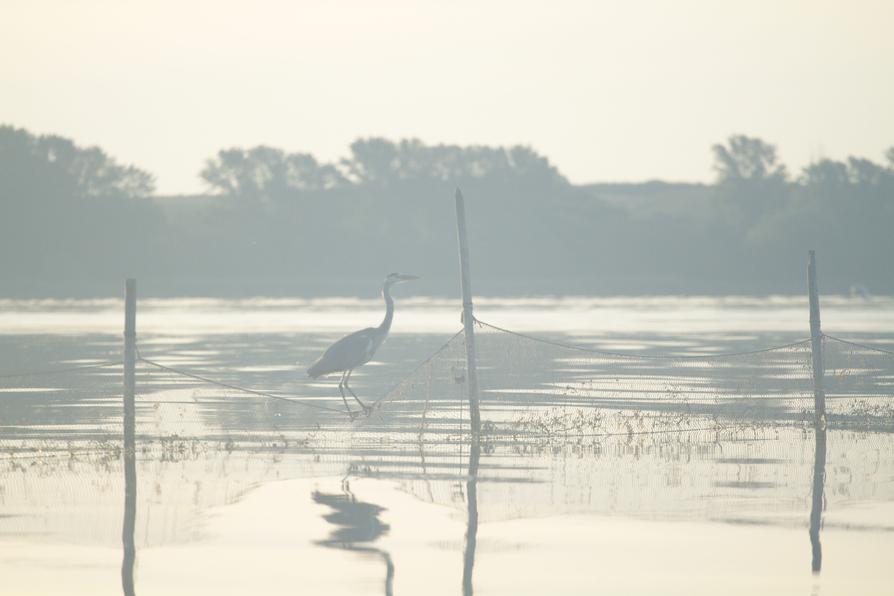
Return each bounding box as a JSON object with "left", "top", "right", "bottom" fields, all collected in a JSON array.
[
  {"left": 807, "top": 251, "right": 826, "bottom": 428},
  {"left": 455, "top": 188, "right": 481, "bottom": 436},
  {"left": 122, "top": 278, "right": 137, "bottom": 596}
]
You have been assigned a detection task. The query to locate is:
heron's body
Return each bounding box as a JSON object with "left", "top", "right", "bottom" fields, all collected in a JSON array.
[
  {"left": 307, "top": 273, "right": 417, "bottom": 415},
  {"left": 307, "top": 327, "right": 385, "bottom": 379}
]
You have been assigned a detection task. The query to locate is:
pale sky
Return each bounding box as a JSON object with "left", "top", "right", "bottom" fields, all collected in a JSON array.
[{"left": 3, "top": 0, "right": 893, "bottom": 194}]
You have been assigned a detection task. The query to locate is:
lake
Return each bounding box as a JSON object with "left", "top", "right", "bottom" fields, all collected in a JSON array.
[{"left": 1, "top": 295, "right": 893, "bottom": 595}]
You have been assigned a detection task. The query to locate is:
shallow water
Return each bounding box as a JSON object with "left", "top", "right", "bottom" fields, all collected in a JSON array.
[{"left": 1, "top": 296, "right": 893, "bottom": 595}]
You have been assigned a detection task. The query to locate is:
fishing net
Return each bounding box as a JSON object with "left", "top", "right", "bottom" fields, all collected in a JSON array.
[
  {"left": 363, "top": 322, "right": 894, "bottom": 524},
  {"left": 3, "top": 323, "right": 893, "bottom": 456},
  {"left": 367, "top": 321, "right": 894, "bottom": 436},
  {"left": 2, "top": 320, "right": 893, "bottom": 539},
  {"left": 822, "top": 335, "right": 894, "bottom": 429}
]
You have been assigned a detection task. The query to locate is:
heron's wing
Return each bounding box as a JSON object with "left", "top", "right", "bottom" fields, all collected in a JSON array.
[{"left": 307, "top": 328, "right": 378, "bottom": 377}]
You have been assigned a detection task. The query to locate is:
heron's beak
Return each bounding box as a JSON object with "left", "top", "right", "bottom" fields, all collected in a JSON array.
[{"left": 397, "top": 274, "right": 419, "bottom": 282}]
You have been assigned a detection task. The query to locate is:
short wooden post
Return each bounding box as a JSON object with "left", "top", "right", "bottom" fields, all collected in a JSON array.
[
  {"left": 807, "top": 251, "right": 826, "bottom": 428},
  {"left": 122, "top": 278, "right": 137, "bottom": 596},
  {"left": 454, "top": 188, "right": 481, "bottom": 435}
]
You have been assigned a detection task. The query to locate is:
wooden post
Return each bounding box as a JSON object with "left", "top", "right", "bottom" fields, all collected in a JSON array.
[
  {"left": 807, "top": 251, "right": 826, "bottom": 428},
  {"left": 122, "top": 278, "right": 137, "bottom": 596},
  {"left": 455, "top": 188, "right": 481, "bottom": 435}
]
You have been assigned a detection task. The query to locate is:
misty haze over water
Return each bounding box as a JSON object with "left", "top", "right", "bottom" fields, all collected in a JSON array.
[{"left": 3, "top": 2, "right": 894, "bottom": 594}]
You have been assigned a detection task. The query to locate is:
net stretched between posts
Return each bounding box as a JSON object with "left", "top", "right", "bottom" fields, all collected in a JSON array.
[
  {"left": 364, "top": 322, "right": 894, "bottom": 524},
  {"left": 369, "top": 321, "right": 894, "bottom": 437},
  {"left": 823, "top": 335, "right": 894, "bottom": 429},
  {"left": 3, "top": 324, "right": 893, "bottom": 455},
  {"left": 2, "top": 322, "right": 893, "bottom": 537}
]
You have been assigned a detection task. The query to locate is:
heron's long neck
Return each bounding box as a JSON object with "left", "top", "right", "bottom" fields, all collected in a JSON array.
[{"left": 379, "top": 283, "right": 394, "bottom": 333}]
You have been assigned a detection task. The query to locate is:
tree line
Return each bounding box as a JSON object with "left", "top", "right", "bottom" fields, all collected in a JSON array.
[{"left": 1, "top": 124, "right": 892, "bottom": 296}]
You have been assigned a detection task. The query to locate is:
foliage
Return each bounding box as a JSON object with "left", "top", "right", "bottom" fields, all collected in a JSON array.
[
  {"left": 711, "top": 135, "right": 788, "bottom": 184},
  {"left": 341, "top": 138, "right": 567, "bottom": 187},
  {"left": 200, "top": 146, "right": 347, "bottom": 200},
  {"left": 0, "top": 125, "right": 155, "bottom": 200},
  {"left": 1, "top": 125, "right": 892, "bottom": 295},
  {"left": 0, "top": 125, "right": 161, "bottom": 290},
  {"left": 200, "top": 138, "right": 566, "bottom": 200}
]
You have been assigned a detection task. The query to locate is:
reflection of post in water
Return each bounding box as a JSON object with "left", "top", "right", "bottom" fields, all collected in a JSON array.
[
  {"left": 312, "top": 480, "right": 394, "bottom": 596},
  {"left": 809, "top": 427, "right": 827, "bottom": 574},
  {"left": 122, "top": 421, "right": 137, "bottom": 596},
  {"left": 462, "top": 428, "right": 481, "bottom": 596},
  {"left": 122, "top": 279, "right": 137, "bottom": 596}
]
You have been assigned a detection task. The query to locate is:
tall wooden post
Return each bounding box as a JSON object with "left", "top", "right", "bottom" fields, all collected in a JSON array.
[
  {"left": 455, "top": 188, "right": 481, "bottom": 435},
  {"left": 807, "top": 251, "right": 826, "bottom": 427},
  {"left": 122, "top": 278, "right": 137, "bottom": 596}
]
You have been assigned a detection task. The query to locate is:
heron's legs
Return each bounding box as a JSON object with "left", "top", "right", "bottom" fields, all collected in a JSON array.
[
  {"left": 344, "top": 369, "right": 370, "bottom": 413},
  {"left": 336, "top": 371, "right": 353, "bottom": 416}
]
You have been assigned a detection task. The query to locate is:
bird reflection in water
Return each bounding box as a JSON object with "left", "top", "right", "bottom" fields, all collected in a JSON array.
[{"left": 313, "top": 480, "right": 395, "bottom": 596}]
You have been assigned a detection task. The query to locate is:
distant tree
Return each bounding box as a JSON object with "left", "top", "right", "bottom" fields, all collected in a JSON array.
[
  {"left": 846, "top": 157, "right": 889, "bottom": 187},
  {"left": 340, "top": 137, "right": 567, "bottom": 187},
  {"left": 0, "top": 125, "right": 162, "bottom": 286},
  {"left": 801, "top": 158, "right": 849, "bottom": 190},
  {"left": 801, "top": 156, "right": 892, "bottom": 194},
  {"left": 0, "top": 125, "right": 155, "bottom": 200},
  {"left": 340, "top": 138, "right": 402, "bottom": 186},
  {"left": 710, "top": 135, "right": 790, "bottom": 232},
  {"left": 200, "top": 146, "right": 347, "bottom": 200},
  {"left": 711, "top": 135, "right": 787, "bottom": 184},
  {"left": 503, "top": 145, "right": 567, "bottom": 184}
]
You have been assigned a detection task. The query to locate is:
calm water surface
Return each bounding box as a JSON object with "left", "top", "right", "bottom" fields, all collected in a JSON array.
[{"left": 1, "top": 296, "right": 893, "bottom": 595}]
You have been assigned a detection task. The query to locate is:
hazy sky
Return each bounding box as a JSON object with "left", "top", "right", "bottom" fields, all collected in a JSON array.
[{"left": 3, "top": 0, "right": 893, "bottom": 194}]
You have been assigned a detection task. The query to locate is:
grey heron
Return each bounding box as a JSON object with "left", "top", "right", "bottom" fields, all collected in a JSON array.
[{"left": 307, "top": 273, "right": 418, "bottom": 416}]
